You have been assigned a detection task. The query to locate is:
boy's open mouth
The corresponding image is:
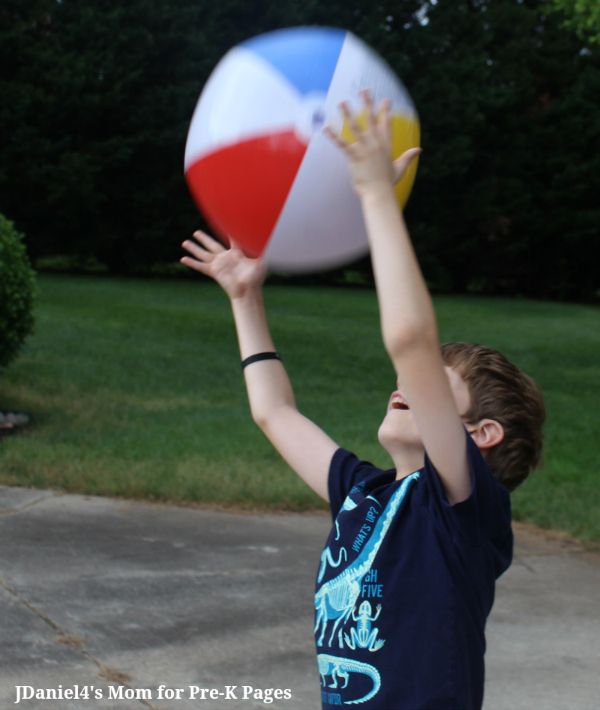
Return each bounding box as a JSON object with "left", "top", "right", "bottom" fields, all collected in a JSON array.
[{"left": 391, "top": 401, "right": 409, "bottom": 410}]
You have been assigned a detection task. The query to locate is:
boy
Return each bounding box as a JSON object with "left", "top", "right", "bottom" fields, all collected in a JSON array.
[{"left": 181, "top": 91, "right": 545, "bottom": 709}]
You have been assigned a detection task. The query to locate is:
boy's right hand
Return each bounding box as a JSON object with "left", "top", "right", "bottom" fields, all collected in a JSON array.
[
  {"left": 323, "top": 91, "right": 421, "bottom": 200},
  {"left": 181, "top": 231, "right": 267, "bottom": 301}
]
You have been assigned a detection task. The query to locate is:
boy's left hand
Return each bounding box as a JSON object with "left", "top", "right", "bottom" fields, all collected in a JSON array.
[
  {"left": 181, "top": 231, "right": 267, "bottom": 302},
  {"left": 323, "top": 89, "right": 421, "bottom": 199}
]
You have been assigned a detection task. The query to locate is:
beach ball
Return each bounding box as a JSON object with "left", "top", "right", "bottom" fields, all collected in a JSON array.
[{"left": 184, "top": 27, "right": 420, "bottom": 274}]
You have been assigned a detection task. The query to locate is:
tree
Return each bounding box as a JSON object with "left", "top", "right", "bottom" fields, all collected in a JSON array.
[
  {"left": 1, "top": 0, "right": 599, "bottom": 299},
  {"left": 547, "top": 0, "right": 600, "bottom": 44},
  {"left": 0, "top": 0, "right": 216, "bottom": 271}
]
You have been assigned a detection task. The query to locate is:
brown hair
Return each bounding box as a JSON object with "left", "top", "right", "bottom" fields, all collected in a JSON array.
[{"left": 441, "top": 342, "right": 545, "bottom": 492}]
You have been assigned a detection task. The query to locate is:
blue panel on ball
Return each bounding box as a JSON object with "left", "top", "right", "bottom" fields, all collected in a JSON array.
[{"left": 241, "top": 27, "right": 346, "bottom": 96}]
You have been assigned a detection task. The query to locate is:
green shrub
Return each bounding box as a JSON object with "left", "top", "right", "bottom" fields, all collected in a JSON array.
[{"left": 0, "top": 214, "right": 36, "bottom": 368}]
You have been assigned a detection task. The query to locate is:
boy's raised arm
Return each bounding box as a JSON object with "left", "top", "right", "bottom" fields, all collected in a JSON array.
[
  {"left": 325, "top": 92, "right": 471, "bottom": 504},
  {"left": 181, "top": 232, "right": 338, "bottom": 502}
]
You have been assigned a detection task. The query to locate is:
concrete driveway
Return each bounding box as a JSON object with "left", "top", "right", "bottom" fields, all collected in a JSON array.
[{"left": 1, "top": 486, "right": 599, "bottom": 709}]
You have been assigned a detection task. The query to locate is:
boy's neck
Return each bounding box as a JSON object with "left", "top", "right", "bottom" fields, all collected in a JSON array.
[{"left": 389, "top": 447, "right": 425, "bottom": 481}]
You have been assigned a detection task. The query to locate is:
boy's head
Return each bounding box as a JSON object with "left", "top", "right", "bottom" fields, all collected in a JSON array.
[{"left": 440, "top": 342, "right": 545, "bottom": 492}]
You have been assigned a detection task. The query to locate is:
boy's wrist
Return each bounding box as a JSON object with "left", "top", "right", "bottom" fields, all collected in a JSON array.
[
  {"left": 358, "top": 181, "right": 398, "bottom": 206},
  {"left": 230, "top": 284, "right": 264, "bottom": 305}
]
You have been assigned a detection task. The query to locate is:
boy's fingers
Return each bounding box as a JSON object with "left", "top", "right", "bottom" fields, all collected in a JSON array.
[
  {"left": 193, "top": 230, "right": 226, "bottom": 253},
  {"left": 401, "top": 147, "right": 423, "bottom": 162},
  {"left": 392, "top": 147, "right": 423, "bottom": 182},
  {"left": 380, "top": 98, "right": 392, "bottom": 140},
  {"left": 182, "top": 239, "right": 215, "bottom": 262},
  {"left": 322, "top": 125, "right": 350, "bottom": 149},
  {"left": 229, "top": 237, "right": 248, "bottom": 253},
  {"left": 340, "top": 101, "right": 363, "bottom": 143},
  {"left": 180, "top": 256, "right": 213, "bottom": 275},
  {"left": 361, "top": 89, "right": 377, "bottom": 133}
]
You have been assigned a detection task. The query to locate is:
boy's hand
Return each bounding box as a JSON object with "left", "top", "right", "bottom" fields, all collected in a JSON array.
[
  {"left": 181, "top": 231, "right": 267, "bottom": 301},
  {"left": 323, "top": 89, "right": 421, "bottom": 199}
]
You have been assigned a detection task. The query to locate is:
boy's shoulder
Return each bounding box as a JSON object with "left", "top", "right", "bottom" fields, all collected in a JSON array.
[{"left": 329, "top": 432, "right": 512, "bottom": 550}]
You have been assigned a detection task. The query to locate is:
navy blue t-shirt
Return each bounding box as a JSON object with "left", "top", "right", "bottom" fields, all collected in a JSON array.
[{"left": 315, "top": 430, "right": 512, "bottom": 710}]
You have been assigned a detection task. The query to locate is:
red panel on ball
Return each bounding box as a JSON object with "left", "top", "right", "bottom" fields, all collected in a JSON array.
[{"left": 185, "top": 131, "right": 308, "bottom": 257}]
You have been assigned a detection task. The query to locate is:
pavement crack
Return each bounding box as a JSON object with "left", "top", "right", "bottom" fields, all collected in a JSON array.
[
  {"left": 513, "top": 556, "right": 536, "bottom": 573},
  {"left": 0, "top": 578, "right": 158, "bottom": 709},
  {"left": 0, "top": 490, "right": 65, "bottom": 515},
  {"left": 0, "top": 577, "right": 61, "bottom": 631}
]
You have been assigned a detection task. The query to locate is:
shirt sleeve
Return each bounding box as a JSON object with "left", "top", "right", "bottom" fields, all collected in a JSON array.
[
  {"left": 419, "top": 427, "right": 513, "bottom": 550},
  {"left": 328, "top": 448, "right": 381, "bottom": 521}
]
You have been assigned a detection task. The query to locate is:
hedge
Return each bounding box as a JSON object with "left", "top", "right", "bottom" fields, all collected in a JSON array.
[{"left": 0, "top": 214, "right": 36, "bottom": 368}]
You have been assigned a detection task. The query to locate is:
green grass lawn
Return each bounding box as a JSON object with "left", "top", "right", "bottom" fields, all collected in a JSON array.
[{"left": 1, "top": 275, "right": 599, "bottom": 544}]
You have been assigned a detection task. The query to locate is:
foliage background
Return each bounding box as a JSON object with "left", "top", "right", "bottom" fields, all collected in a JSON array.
[
  {"left": 0, "top": 0, "right": 599, "bottom": 299},
  {"left": 0, "top": 214, "right": 36, "bottom": 368},
  {"left": 547, "top": 0, "right": 600, "bottom": 44}
]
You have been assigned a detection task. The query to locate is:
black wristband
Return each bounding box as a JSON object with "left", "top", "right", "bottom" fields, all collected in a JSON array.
[{"left": 241, "top": 352, "right": 281, "bottom": 371}]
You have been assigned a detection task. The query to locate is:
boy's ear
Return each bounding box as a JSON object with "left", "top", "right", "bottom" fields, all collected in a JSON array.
[{"left": 467, "top": 419, "right": 504, "bottom": 450}]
